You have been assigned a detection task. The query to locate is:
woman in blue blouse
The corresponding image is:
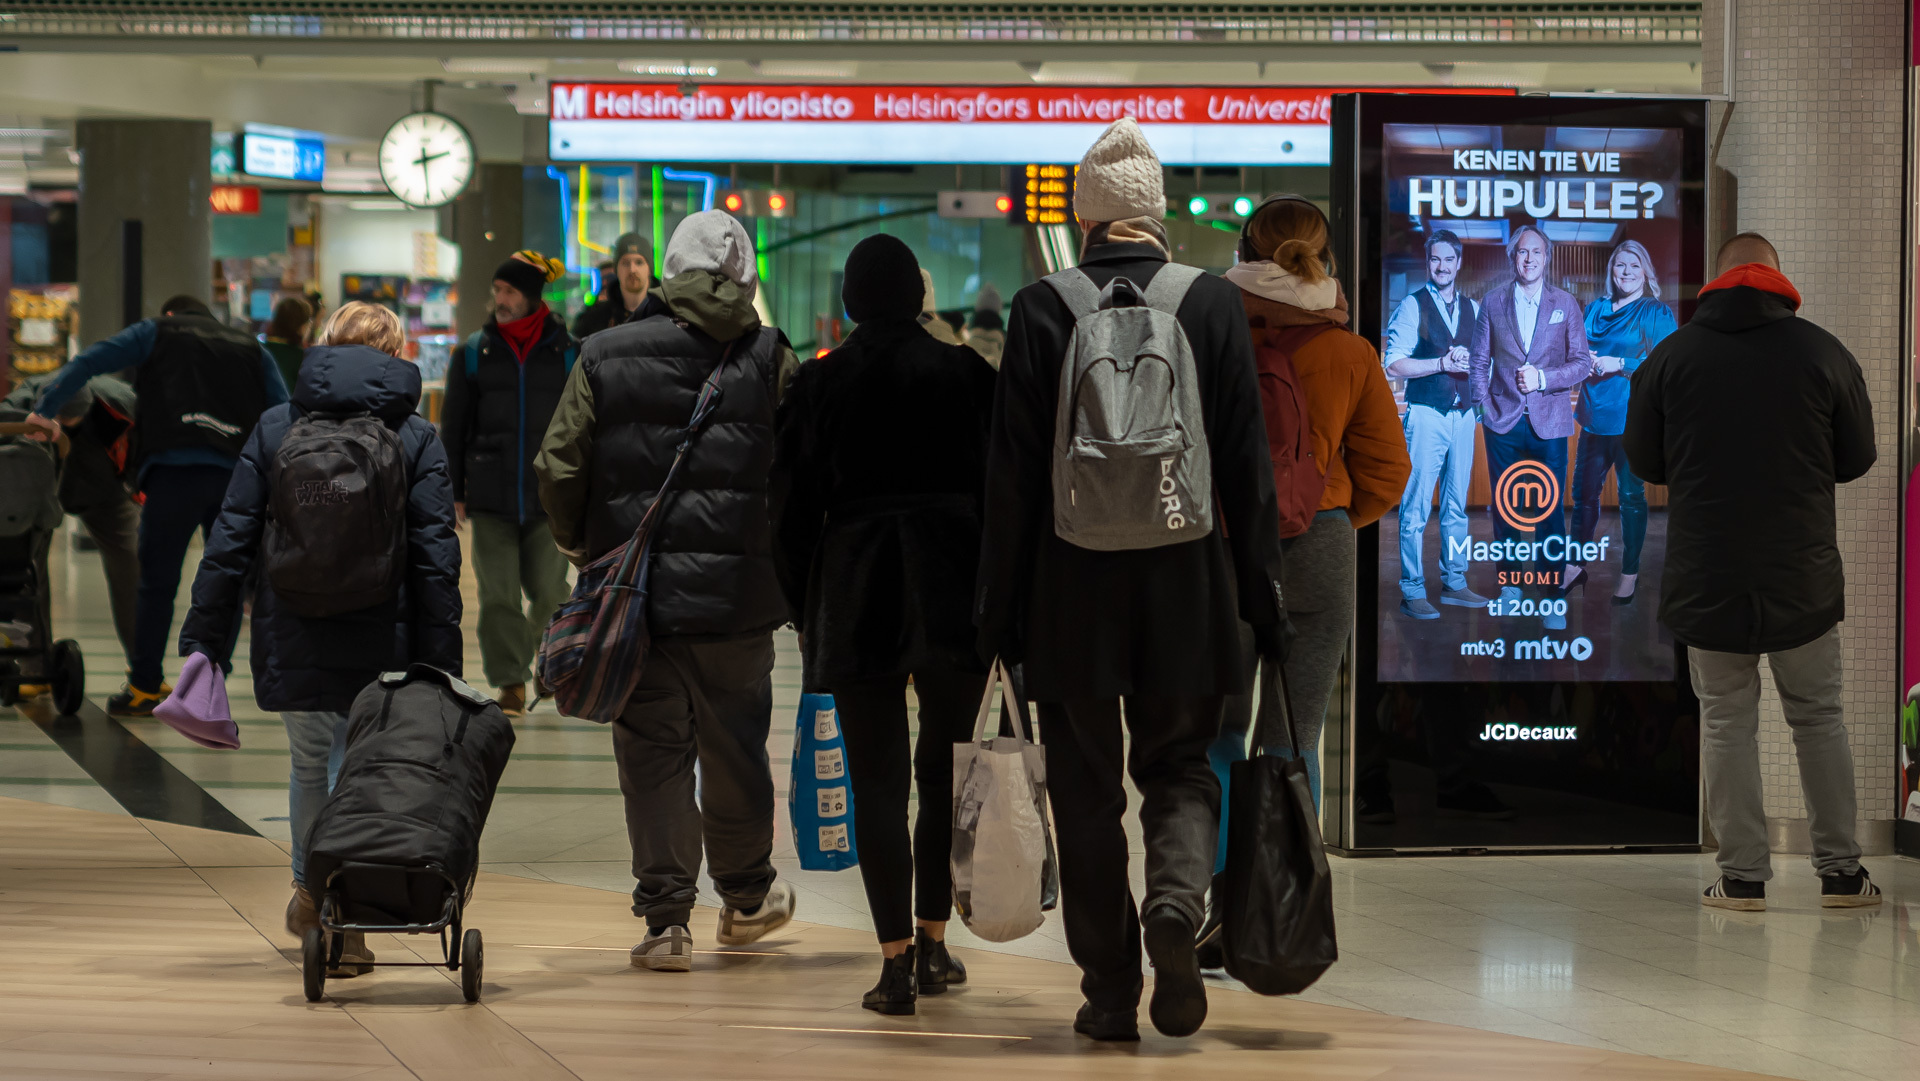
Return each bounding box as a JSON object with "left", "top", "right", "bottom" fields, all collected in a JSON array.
[{"left": 1561, "top": 239, "right": 1678, "bottom": 607}]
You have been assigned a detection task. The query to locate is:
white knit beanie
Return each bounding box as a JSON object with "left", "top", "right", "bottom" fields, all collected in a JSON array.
[{"left": 1073, "top": 117, "right": 1166, "bottom": 223}]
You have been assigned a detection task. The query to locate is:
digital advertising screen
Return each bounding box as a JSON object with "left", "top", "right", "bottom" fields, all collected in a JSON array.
[
  {"left": 1376, "top": 121, "right": 1685, "bottom": 684},
  {"left": 1333, "top": 94, "right": 1706, "bottom": 852}
]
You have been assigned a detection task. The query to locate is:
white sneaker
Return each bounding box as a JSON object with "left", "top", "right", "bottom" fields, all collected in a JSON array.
[
  {"left": 717, "top": 880, "right": 796, "bottom": 945},
  {"left": 631, "top": 926, "right": 694, "bottom": 971}
]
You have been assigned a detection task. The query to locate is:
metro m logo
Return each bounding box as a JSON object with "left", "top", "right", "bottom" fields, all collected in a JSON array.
[{"left": 551, "top": 84, "right": 587, "bottom": 120}]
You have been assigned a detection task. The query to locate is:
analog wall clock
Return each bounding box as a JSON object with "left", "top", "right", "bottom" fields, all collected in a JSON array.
[{"left": 378, "top": 111, "right": 475, "bottom": 208}]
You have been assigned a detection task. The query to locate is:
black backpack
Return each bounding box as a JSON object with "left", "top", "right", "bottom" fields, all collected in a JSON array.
[
  {"left": 264, "top": 410, "right": 409, "bottom": 617},
  {"left": 304, "top": 666, "right": 516, "bottom": 923}
]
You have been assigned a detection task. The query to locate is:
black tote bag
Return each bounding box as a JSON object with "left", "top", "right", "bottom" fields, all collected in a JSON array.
[{"left": 1221, "top": 658, "right": 1338, "bottom": 995}]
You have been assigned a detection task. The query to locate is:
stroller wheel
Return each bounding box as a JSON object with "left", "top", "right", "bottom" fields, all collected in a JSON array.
[
  {"left": 461, "top": 929, "right": 483, "bottom": 1003},
  {"left": 0, "top": 682, "right": 16, "bottom": 708},
  {"left": 51, "top": 640, "right": 84, "bottom": 716},
  {"left": 302, "top": 927, "right": 327, "bottom": 1002}
]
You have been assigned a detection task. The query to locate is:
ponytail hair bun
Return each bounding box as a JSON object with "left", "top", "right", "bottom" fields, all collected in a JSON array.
[{"left": 1246, "top": 199, "right": 1331, "bottom": 284}]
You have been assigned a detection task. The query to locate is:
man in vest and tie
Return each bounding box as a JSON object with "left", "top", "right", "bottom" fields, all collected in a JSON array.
[{"left": 1385, "top": 230, "right": 1488, "bottom": 620}]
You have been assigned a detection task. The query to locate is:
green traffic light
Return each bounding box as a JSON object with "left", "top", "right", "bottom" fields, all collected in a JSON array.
[
  {"left": 1188, "top": 195, "right": 1209, "bottom": 215},
  {"left": 1233, "top": 196, "right": 1254, "bottom": 217}
]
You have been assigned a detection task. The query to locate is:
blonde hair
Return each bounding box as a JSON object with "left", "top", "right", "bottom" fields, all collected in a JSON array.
[
  {"left": 317, "top": 301, "right": 407, "bottom": 357},
  {"left": 1605, "top": 239, "right": 1661, "bottom": 300},
  {"left": 1246, "top": 199, "right": 1330, "bottom": 284}
]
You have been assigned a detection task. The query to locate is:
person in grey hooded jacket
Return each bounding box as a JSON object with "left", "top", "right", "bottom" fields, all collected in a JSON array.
[{"left": 537, "top": 211, "right": 800, "bottom": 974}]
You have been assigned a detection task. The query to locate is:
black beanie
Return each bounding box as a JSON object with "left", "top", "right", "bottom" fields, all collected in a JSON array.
[
  {"left": 611, "top": 232, "right": 650, "bottom": 264},
  {"left": 494, "top": 251, "right": 559, "bottom": 303},
  {"left": 842, "top": 234, "right": 925, "bottom": 323}
]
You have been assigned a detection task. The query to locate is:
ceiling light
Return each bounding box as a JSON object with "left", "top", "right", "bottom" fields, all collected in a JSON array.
[
  {"left": 618, "top": 60, "right": 720, "bottom": 77},
  {"left": 1030, "top": 62, "right": 1136, "bottom": 85},
  {"left": 443, "top": 57, "right": 549, "bottom": 74},
  {"left": 752, "top": 60, "right": 857, "bottom": 79}
]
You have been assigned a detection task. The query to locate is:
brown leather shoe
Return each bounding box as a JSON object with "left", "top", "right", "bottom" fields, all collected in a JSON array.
[
  {"left": 496, "top": 683, "right": 527, "bottom": 717},
  {"left": 285, "top": 881, "right": 319, "bottom": 938},
  {"left": 329, "top": 931, "right": 376, "bottom": 978}
]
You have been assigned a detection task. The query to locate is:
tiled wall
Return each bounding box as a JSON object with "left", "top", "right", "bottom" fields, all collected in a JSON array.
[{"left": 1702, "top": 0, "right": 1904, "bottom": 825}]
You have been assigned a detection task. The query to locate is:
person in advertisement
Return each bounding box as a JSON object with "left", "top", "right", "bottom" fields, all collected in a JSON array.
[
  {"left": 1563, "top": 239, "right": 1676, "bottom": 607},
  {"left": 1625, "top": 232, "right": 1880, "bottom": 911},
  {"left": 1466, "top": 223, "right": 1593, "bottom": 632},
  {"left": 1384, "top": 229, "right": 1487, "bottom": 620}
]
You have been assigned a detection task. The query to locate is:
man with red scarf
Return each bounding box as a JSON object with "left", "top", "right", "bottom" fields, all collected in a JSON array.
[
  {"left": 441, "top": 250, "right": 578, "bottom": 716},
  {"left": 1625, "top": 232, "right": 1879, "bottom": 912}
]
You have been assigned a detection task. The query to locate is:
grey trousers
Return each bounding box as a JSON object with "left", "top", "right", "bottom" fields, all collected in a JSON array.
[
  {"left": 1691, "top": 625, "right": 1861, "bottom": 881},
  {"left": 611, "top": 635, "right": 779, "bottom": 927},
  {"left": 78, "top": 497, "right": 141, "bottom": 667}
]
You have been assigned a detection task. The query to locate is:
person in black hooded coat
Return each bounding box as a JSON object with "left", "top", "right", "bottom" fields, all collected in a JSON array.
[
  {"left": 178, "top": 302, "right": 462, "bottom": 960},
  {"left": 770, "top": 233, "right": 996, "bottom": 1014}
]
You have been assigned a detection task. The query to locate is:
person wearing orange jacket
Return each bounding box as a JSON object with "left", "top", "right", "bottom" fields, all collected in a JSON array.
[{"left": 1196, "top": 195, "right": 1410, "bottom": 967}]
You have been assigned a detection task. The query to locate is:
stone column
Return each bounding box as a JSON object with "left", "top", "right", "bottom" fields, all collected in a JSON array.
[
  {"left": 75, "top": 119, "right": 211, "bottom": 346},
  {"left": 1702, "top": 0, "right": 1904, "bottom": 855},
  {"left": 452, "top": 163, "right": 524, "bottom": 339}
]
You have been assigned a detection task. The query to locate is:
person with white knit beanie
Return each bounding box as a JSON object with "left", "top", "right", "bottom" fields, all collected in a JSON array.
[
  {"left": 973, "top": 115, "right": 1291, "bottom": 1044},
  {"left": 1070, "top": 117, "right": 1172, "bottom": 254}
]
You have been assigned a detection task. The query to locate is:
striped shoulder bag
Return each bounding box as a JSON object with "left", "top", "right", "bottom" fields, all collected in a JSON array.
[{"left": 537, "top": 338, "right": 738, "bottom": 722}]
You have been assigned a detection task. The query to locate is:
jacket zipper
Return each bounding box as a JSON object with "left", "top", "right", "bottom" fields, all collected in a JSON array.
[{"left": 515, "top": 349, "right": 527, "bottom": 524}]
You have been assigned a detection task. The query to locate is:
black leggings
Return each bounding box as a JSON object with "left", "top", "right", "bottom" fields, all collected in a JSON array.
[{"left": 832, "top": 668, "right": 988, "bottom": 944}]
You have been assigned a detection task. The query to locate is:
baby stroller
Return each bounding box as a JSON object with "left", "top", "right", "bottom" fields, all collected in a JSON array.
[
  {"left": 0, "top": 418, "right": 84, "bottom": 715},
  {"left": 300, "top": 665, "right": 515, "bottom": 1002}
]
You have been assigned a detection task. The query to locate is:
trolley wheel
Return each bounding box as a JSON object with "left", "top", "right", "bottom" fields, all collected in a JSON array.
[
  {"left": 50, "top": 640, "right": 84, "bottom": 716},
  {"left": 302, "top": 927, "right": 327, "bottom": 1002},
  {"left": 460, "top": 929, "right": 483, "bottom": 1003}
]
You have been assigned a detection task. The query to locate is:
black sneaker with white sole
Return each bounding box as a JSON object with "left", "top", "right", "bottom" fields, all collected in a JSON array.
[
  {"left": 1820, "top": 869, "right": 1882, "bottom": 908},
  {"left": 1701, "top": 876, "right": 1765, "bottom": 911}
]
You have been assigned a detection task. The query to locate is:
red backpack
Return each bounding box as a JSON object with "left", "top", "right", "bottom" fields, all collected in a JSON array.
[{"left": 1255, "top": 323, "right": 1335, "bottom": 539}]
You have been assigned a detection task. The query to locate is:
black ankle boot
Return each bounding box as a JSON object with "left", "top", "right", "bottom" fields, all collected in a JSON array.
[
  {"left": 862, "top": 946, "right": 918, "bottom": 1015},
  {"left": 915, "top": 930, "right": 966, "bottom": 994},
  {"left": 1194, "top": 871, "right": 1226, "bottom": 971}
]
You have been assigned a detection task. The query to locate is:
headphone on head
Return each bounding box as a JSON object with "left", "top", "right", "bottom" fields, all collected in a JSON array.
[{"left": 1236, "top": 193, "right": 1336, "bottom": 275}]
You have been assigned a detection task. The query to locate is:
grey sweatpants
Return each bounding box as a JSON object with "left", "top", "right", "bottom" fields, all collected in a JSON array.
[
  {"left": 1691, "top": 625, "right": 1862, "bottom": 881},
  {"left": 612, "top": 635, "right": 779, "bottom": 927}
]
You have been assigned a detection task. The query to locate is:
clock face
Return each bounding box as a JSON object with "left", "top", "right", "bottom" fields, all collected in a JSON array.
[{"left": 379, "top": 112, "right": 475, "bottom": 208}]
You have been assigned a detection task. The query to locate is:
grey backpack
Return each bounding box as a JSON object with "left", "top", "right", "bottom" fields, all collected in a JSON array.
[{"left": 1045, "top": 263, "right": 1214, "bottom": 550}]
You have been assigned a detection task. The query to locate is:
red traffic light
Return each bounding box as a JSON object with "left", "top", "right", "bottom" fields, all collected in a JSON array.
[
  {"left": 768, "top": 193, "right": 788, "bottom": 212},
  {"left": 724, "top": 192, "right": 744, "bottom": 212},
  {"left": 995, "top": 195, "right": 1013, "bottom": 213}
]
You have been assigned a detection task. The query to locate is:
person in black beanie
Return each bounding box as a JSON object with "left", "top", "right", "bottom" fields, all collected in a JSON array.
[
  {"left": 440, "top": 250, "right": 577, "bottom": 716},
  {"left": 572, "top": 232, "right": 665, "bottom": 340},
  {"left": 770, "top": 233, "right": 997, "bottom": 1016}
]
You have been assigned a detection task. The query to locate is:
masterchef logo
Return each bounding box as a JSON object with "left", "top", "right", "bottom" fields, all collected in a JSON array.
[
  {"left": 1494, "top": 460, "right": 1561, "bottom": 533},
  {"left": 550, "top": 83, "right": 1507, "bottom": 125}
]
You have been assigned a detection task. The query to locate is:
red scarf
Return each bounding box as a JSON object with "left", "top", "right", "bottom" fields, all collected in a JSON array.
[
  {"left": 496, "top": 303, "right": 551, "bottom": 361},
  {"left": 1699, "top": 263, "right": 1801, "bottom": 310}
]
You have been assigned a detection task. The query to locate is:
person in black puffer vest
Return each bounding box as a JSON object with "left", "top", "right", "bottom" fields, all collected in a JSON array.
[
  {"left": 178, "top": 301, "right": 462, "bottom": 974},
  {"left": 770, "top": 234, "right": 996, "bottom": 1015},
  {"left": 440, "top": 251, "right": 577, "bottom": 717},
  {"left": 537, "top": 210, "right": 800, "bottom": 973}
]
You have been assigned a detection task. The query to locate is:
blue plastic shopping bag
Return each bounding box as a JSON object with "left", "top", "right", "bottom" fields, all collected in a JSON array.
[{"left": 789, "top": 692, "right": 859, "bottom": 871}]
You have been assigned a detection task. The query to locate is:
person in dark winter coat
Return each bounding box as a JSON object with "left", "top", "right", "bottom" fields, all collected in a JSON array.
[
  {"left": 1625, "top": 232, "right": 1879, "bottom": 912},
  {"left": 974, "top": 117, "right": 1289, "bottom": 1042},
  {"left": 537, "top": 210, "right": 800, "bottom": 974},
  {"left": 177, "top": 301, "right": 462, "bottom": 969},
  {"left": 770, "top": 233, "right": 996, "bottom": 1015},
  {"left": 572, "top": 232, "right": 668, "bottom": 341},
  {"left": 439, "top": 250, "right": 576, "bottom": 716},
  {"left": 4, "top": 374, "right": 140, "bottom": 669}
]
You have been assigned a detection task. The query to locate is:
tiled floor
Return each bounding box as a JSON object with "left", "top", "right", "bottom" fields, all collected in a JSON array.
[{"left": 6, "top": 522, "right": 1919, "bottom": 1081}]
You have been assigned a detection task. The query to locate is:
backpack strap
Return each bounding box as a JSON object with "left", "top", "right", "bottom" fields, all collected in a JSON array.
[
  {"left": 1041, "top": 269, "right": 1102, "bottom": 320},
  {"left": 1142, "top": 263, "right": 1206, "bottom": 315},
  {"left": 462, "top": 331, "right": 486, "bottom": 379}
]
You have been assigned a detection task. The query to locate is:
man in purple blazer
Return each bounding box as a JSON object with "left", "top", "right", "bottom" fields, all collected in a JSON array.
[{"left": 1468, "top": 224, "right": 1594, "bottom": 628}]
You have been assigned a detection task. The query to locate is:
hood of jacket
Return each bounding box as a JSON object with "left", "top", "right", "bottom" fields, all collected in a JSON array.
[
  {"left": 1223, "top": 259, "right": 1341, "bottom": 313},
  {"left": 292, "top": 344, "right": 422, "bottom": 422},
  {"left": 1689, "top": 282, "right": 1800, "bottom": 336},
  {"left": 1235, "top": 276, "right": 1351, "bottom": 329},
  {"left": 662, "top": 269, "right": 762, "bottom": 343}
]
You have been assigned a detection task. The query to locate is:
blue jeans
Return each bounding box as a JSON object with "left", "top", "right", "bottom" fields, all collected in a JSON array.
[
  {"left": 285, "top": 710, "right": 350, "bottom": 884},
  {"left": 1397, "top": 404, "right": 1478, "bottom": 600}
]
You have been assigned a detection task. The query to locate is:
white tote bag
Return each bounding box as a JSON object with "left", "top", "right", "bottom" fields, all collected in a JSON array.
[{"left": 949, "top": 661, "right": 1060, "bottom": 943}]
